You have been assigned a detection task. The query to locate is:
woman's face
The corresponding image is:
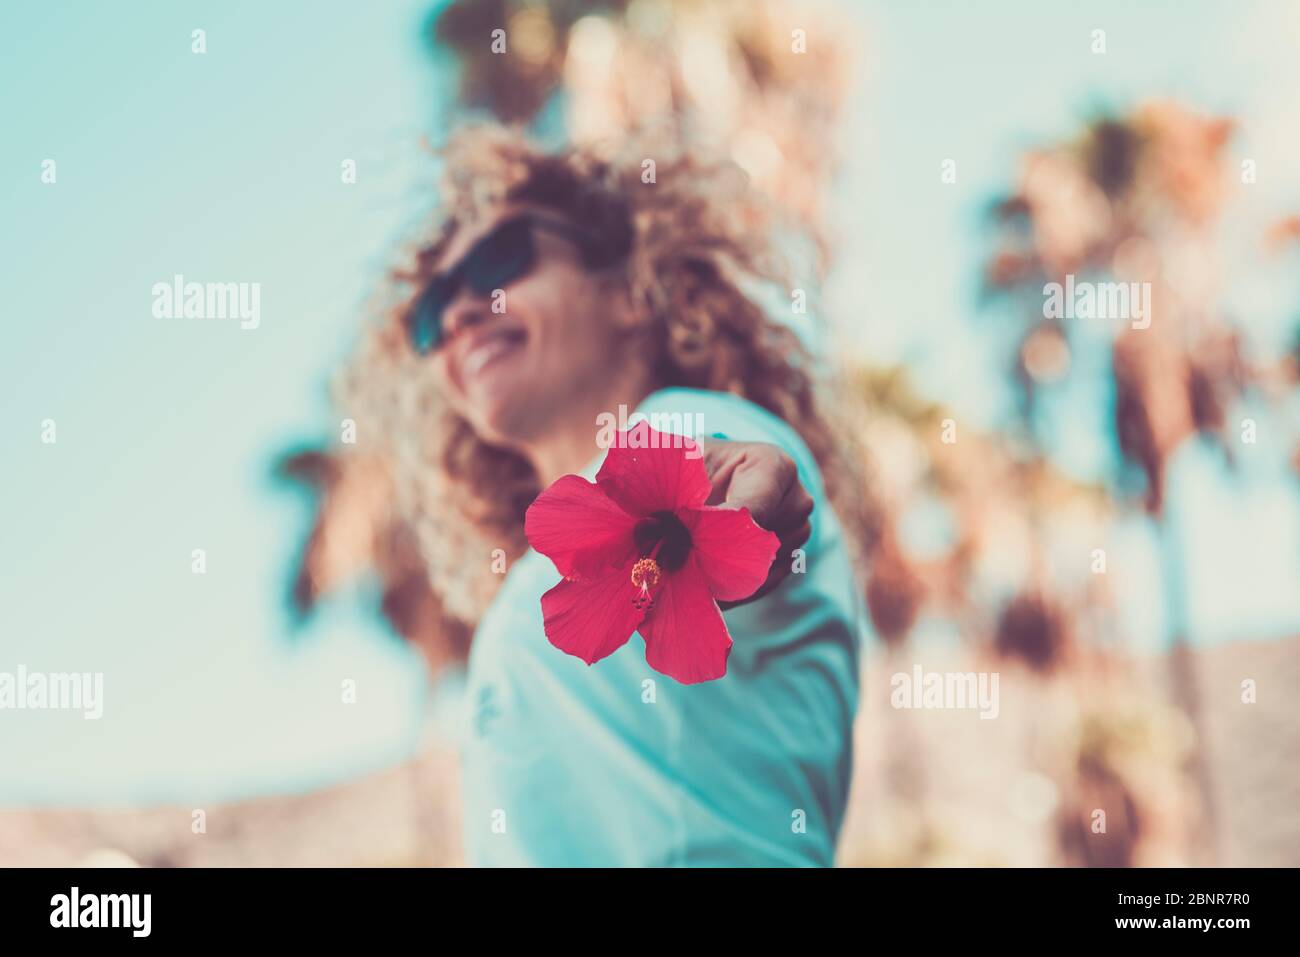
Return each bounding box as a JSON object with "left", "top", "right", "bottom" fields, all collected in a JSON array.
[{"left": 428, "top": 202, "right": 639, "bottom": 449}]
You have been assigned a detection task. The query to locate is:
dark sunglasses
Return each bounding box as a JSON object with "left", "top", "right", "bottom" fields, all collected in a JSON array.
[{"left": 405, "top": 214, "right": 613, "bottom": 355}]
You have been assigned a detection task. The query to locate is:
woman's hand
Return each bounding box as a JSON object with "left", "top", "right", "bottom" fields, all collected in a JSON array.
[{"left": 697, "top": 438, "right": 814, "bottom": 607}]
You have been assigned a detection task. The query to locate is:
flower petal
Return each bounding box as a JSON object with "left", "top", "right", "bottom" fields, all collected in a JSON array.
[
  {"left": 540, "top": 562, "right": 645, "bottom": 666},
  {"left": 638, "top": 555, "right": 733, "bottom": 684},
  {"left": 682, "top": 506, "right": 781, "bottom": 602},
  {"left": 595, "top": 423, "right": 711, "bottom": 515},
  {"left": 525, "top": 474, "right": 638, "bottom": 577}
]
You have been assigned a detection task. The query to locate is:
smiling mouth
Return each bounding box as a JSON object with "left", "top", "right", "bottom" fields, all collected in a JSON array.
[{"left": 460, "top": 329, "right": 527, "bottom": 382}]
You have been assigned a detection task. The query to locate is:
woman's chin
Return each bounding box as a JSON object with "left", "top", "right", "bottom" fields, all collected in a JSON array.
[{"left": 466, "top": 389, "right": 549, "bottom": 449}]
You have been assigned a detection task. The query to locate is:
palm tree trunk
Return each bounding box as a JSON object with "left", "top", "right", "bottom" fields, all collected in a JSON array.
[{"left": 1159, "top": 507, "right": 1221, "bottom": 864}]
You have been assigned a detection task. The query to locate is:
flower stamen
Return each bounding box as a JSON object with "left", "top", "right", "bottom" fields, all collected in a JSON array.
[{"left": 630, "top": 557, "right": 662, "bottom": 611}]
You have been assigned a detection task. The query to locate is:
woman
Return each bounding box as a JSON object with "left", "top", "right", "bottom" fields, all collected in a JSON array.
[{"left": 345, "top": 127, "right": 867, "bottom": 866}]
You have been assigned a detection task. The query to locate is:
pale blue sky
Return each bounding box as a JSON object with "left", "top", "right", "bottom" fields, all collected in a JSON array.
[{"left": 2, "top": 0, "right": 1298, "bottom": 805}]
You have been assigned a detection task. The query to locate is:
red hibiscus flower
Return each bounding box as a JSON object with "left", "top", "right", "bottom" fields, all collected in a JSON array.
[{"left": 524, "top": 424, "right": 780, "bottom": 684}]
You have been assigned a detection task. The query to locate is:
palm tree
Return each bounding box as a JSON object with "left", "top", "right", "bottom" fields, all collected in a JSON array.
[{"left": 980, "top": 100, "right": 1286, "bottom": 864}]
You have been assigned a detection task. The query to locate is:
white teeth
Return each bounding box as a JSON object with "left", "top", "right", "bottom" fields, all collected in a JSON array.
[{"left": 462, "top": 336, "right": 519, "bottom": 380}]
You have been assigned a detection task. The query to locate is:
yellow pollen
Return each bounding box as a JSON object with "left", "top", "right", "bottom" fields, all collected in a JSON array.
[{"left": 630, "top": 557, "right": 662, "bottom": 592}]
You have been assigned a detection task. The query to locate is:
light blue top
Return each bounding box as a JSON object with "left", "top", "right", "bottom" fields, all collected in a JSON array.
[{"left": 459, "top": 388, "right": 863, "bottom": 866}]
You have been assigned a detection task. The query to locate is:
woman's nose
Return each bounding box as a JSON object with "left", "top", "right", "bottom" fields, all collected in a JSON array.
[{"left": 441, "top": 292, "right": 492, "bottom": 341}]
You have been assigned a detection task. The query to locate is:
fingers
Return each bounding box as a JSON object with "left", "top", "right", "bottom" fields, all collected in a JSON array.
[
  {"left": 773, "top": 483, "right": 814, "bottom": 542},
  {"left": 757, "top": 511, "right": 811, "bottom": 594},
  {"left": 720, "top": 447, "right": 801, "bottom": 528},
  {"left": 711, "top": 445, "right": 814, "bottom": 608},
  {"left": 777, "top": 516, "right": 813, "bottom": 560},
  {"left": 745, "top": 467, "right": 812, "bottom": 551}
]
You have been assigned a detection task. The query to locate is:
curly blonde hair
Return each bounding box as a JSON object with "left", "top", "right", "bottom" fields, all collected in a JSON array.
[{"left": 338, "top": 125, "right": 873, "bottom": 626}]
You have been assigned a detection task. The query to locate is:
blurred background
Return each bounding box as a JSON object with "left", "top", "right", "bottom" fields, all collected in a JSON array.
[{"left": 3, "top": 0, "right": 1299, "bottom": 866}]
